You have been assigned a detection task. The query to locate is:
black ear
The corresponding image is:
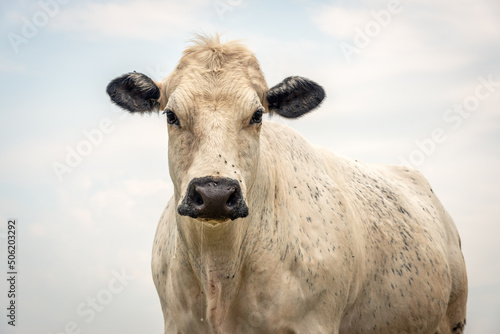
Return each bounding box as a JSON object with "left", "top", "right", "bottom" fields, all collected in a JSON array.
[
  {"left": 106, "top": 72, "right": 161, "bottom": 113},
  {"left": 266, "top": 76, "right": 325, "bottom": 118}
]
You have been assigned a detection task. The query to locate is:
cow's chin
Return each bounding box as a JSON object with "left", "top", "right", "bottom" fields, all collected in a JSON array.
[{"left": 197, "top": 217, "right": 232, "bottom": 226}]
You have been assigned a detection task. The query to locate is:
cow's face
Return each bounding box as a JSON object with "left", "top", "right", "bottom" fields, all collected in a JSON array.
[
  {"left": 164, "top": 70, "right": 267, "bottom": 222},
  {"left": 106, "top": 39, "right": 324, "bottom": 223}
]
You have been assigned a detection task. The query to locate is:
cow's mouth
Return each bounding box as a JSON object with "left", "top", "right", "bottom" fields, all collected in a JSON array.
[{"left": 177, "top": 177, "right": 249, "bottom": 221}]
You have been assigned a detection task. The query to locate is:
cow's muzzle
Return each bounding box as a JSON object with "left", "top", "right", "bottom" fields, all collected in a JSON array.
[{"left": 177, "top": 177, "right": 249, "bottom": 221}]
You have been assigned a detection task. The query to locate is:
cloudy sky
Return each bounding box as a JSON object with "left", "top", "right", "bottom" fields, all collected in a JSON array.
[{"left": 0, "top": 0, "right": 499, "bottom": 333}]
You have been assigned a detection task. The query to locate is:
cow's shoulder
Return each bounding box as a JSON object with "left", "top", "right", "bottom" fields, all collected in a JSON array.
[
  {"left": 378, "top": 164, "right": 434, "bottom": 195},
  {"left": 316, "top": 146, "right": 434, "bottom": 201}
]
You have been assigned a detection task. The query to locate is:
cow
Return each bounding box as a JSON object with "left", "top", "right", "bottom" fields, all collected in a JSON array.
[{"left": 106, "top": 35, "right": 467, "bottom": 334}]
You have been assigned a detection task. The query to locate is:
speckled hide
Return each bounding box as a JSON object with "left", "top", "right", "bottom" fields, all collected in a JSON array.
[
  {"left": 151, "top": 121, "right": 468, "bottom": 334},
  {"left": 107, "top": 35, "right": 467, "bottom": 334}
]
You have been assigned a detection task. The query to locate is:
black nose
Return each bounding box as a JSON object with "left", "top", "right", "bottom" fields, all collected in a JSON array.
[{"left": 177, "top": 177, "right": 249, "bottom": 221}]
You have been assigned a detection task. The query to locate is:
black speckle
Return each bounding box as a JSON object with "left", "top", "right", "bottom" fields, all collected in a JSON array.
[{"left": 398, "top": 206, "right": 412, "bottom": 218}]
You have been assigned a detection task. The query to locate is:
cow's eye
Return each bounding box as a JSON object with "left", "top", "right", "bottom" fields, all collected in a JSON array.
[
  {"left": 250, "top": 108, "right": 264, "bottom": 124},
  {"left": 163, "top": 109, "right": 180, "bottom": 126}
]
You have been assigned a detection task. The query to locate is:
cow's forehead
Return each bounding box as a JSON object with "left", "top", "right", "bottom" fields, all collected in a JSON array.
[
  {"left": 168, "top": 79, "right": 262, "bottom": 120},
  {"left": 162, "top": 35, "right": 268, "bottom": 108}
]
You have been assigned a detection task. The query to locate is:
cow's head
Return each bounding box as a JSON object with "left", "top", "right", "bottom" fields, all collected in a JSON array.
[{"left": 106, "top": 36, "right": 325, "bottom": 223}]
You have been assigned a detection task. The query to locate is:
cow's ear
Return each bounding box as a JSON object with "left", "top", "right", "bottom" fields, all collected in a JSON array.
[
  {"left": 266, "top": 76, "right": 325, "bottom": 118},
  {"left": 106, "top": 72, "right": 161, "bottom": 113}
]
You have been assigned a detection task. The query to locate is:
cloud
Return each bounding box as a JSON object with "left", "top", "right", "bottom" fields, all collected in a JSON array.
[
  {"left": 314, "top": 6, "right": 372, "bottom": 39},
  {"left": 312, "top": 0, "right": 500, "bottom": 70},
  {"left": 304, "top": 0, "right": 500, "bottom": 126},
  {"left": 0, "top": 56, "right": 27, "bottom": 73},
  {"left": 123, "top": 178, "right": 171, "bottom": 197},
  {"left": 49, "top": 0, "right": 214, "bottom": 40},
  {"left": 416, "top": 0, "right": 500, "bottom": 43}
]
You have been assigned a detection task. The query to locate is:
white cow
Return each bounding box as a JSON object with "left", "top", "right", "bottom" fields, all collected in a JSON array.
[{"left": 107, "top": 35, "right": 467, "bottom": 334}]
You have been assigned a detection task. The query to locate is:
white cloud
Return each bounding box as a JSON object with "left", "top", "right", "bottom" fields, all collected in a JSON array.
[
  {"left": 91, "top": 188, "right": 136, "bottom": 210},
  {"left": 313, "top": 0, "right": 500, "bottom": 72},
  {"left": 28, "top": 222, "right": 47, "bottom": 237},
  {"left": 244, "top": 34, "right": 326, "bottom": 83},
  {"left": 314, "top": 6, "right": 371, "bottom": 39},
  {"left": 416, "top": 0, "right": 500, "bottom": 43},
  {"left": 305, "top": 0, "right": 500, "bottom": 124},
  {"left": 49, "top": 0, "right": 214, "bottom": 40},
  {"left": 0, "top": 56, "right": 27, "bottom": 73},
  {"left": 123, "top": 178, "right": 171, "bottom": 197}
]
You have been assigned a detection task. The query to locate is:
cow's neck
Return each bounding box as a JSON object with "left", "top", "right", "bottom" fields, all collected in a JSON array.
[
  {"left": 177, "top": 213, "right": 251, "bottom": 326},
  {"left": 180, "top": 217, "right": 248, "bottom": 278}
]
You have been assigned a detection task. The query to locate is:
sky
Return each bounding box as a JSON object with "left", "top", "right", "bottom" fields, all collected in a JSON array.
[{"left": 0, "top": 0, "right": 499, "bottom": 333}]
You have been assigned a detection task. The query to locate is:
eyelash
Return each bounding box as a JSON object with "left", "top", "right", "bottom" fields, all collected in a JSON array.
[
  {"left": 250, "top": 108, "right": 264, "bottom": 124},
  {"left": 163, "top": 109, "right": 180, "bottom": 126}
]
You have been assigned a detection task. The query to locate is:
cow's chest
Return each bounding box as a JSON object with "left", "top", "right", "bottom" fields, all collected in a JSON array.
[{"left": 163, "top": 257, "right": 327, "bottom": 334}]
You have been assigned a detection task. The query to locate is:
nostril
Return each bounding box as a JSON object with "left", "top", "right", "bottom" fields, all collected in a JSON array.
[
  {"left": 193, "top": 190, "right": 204, "bottom": 206},
  {"left": 226, "top": 187, "right": 239, "bottom": 207},
  {"left": 226, "top": 190, "right": 237, "bottom": 207}
]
